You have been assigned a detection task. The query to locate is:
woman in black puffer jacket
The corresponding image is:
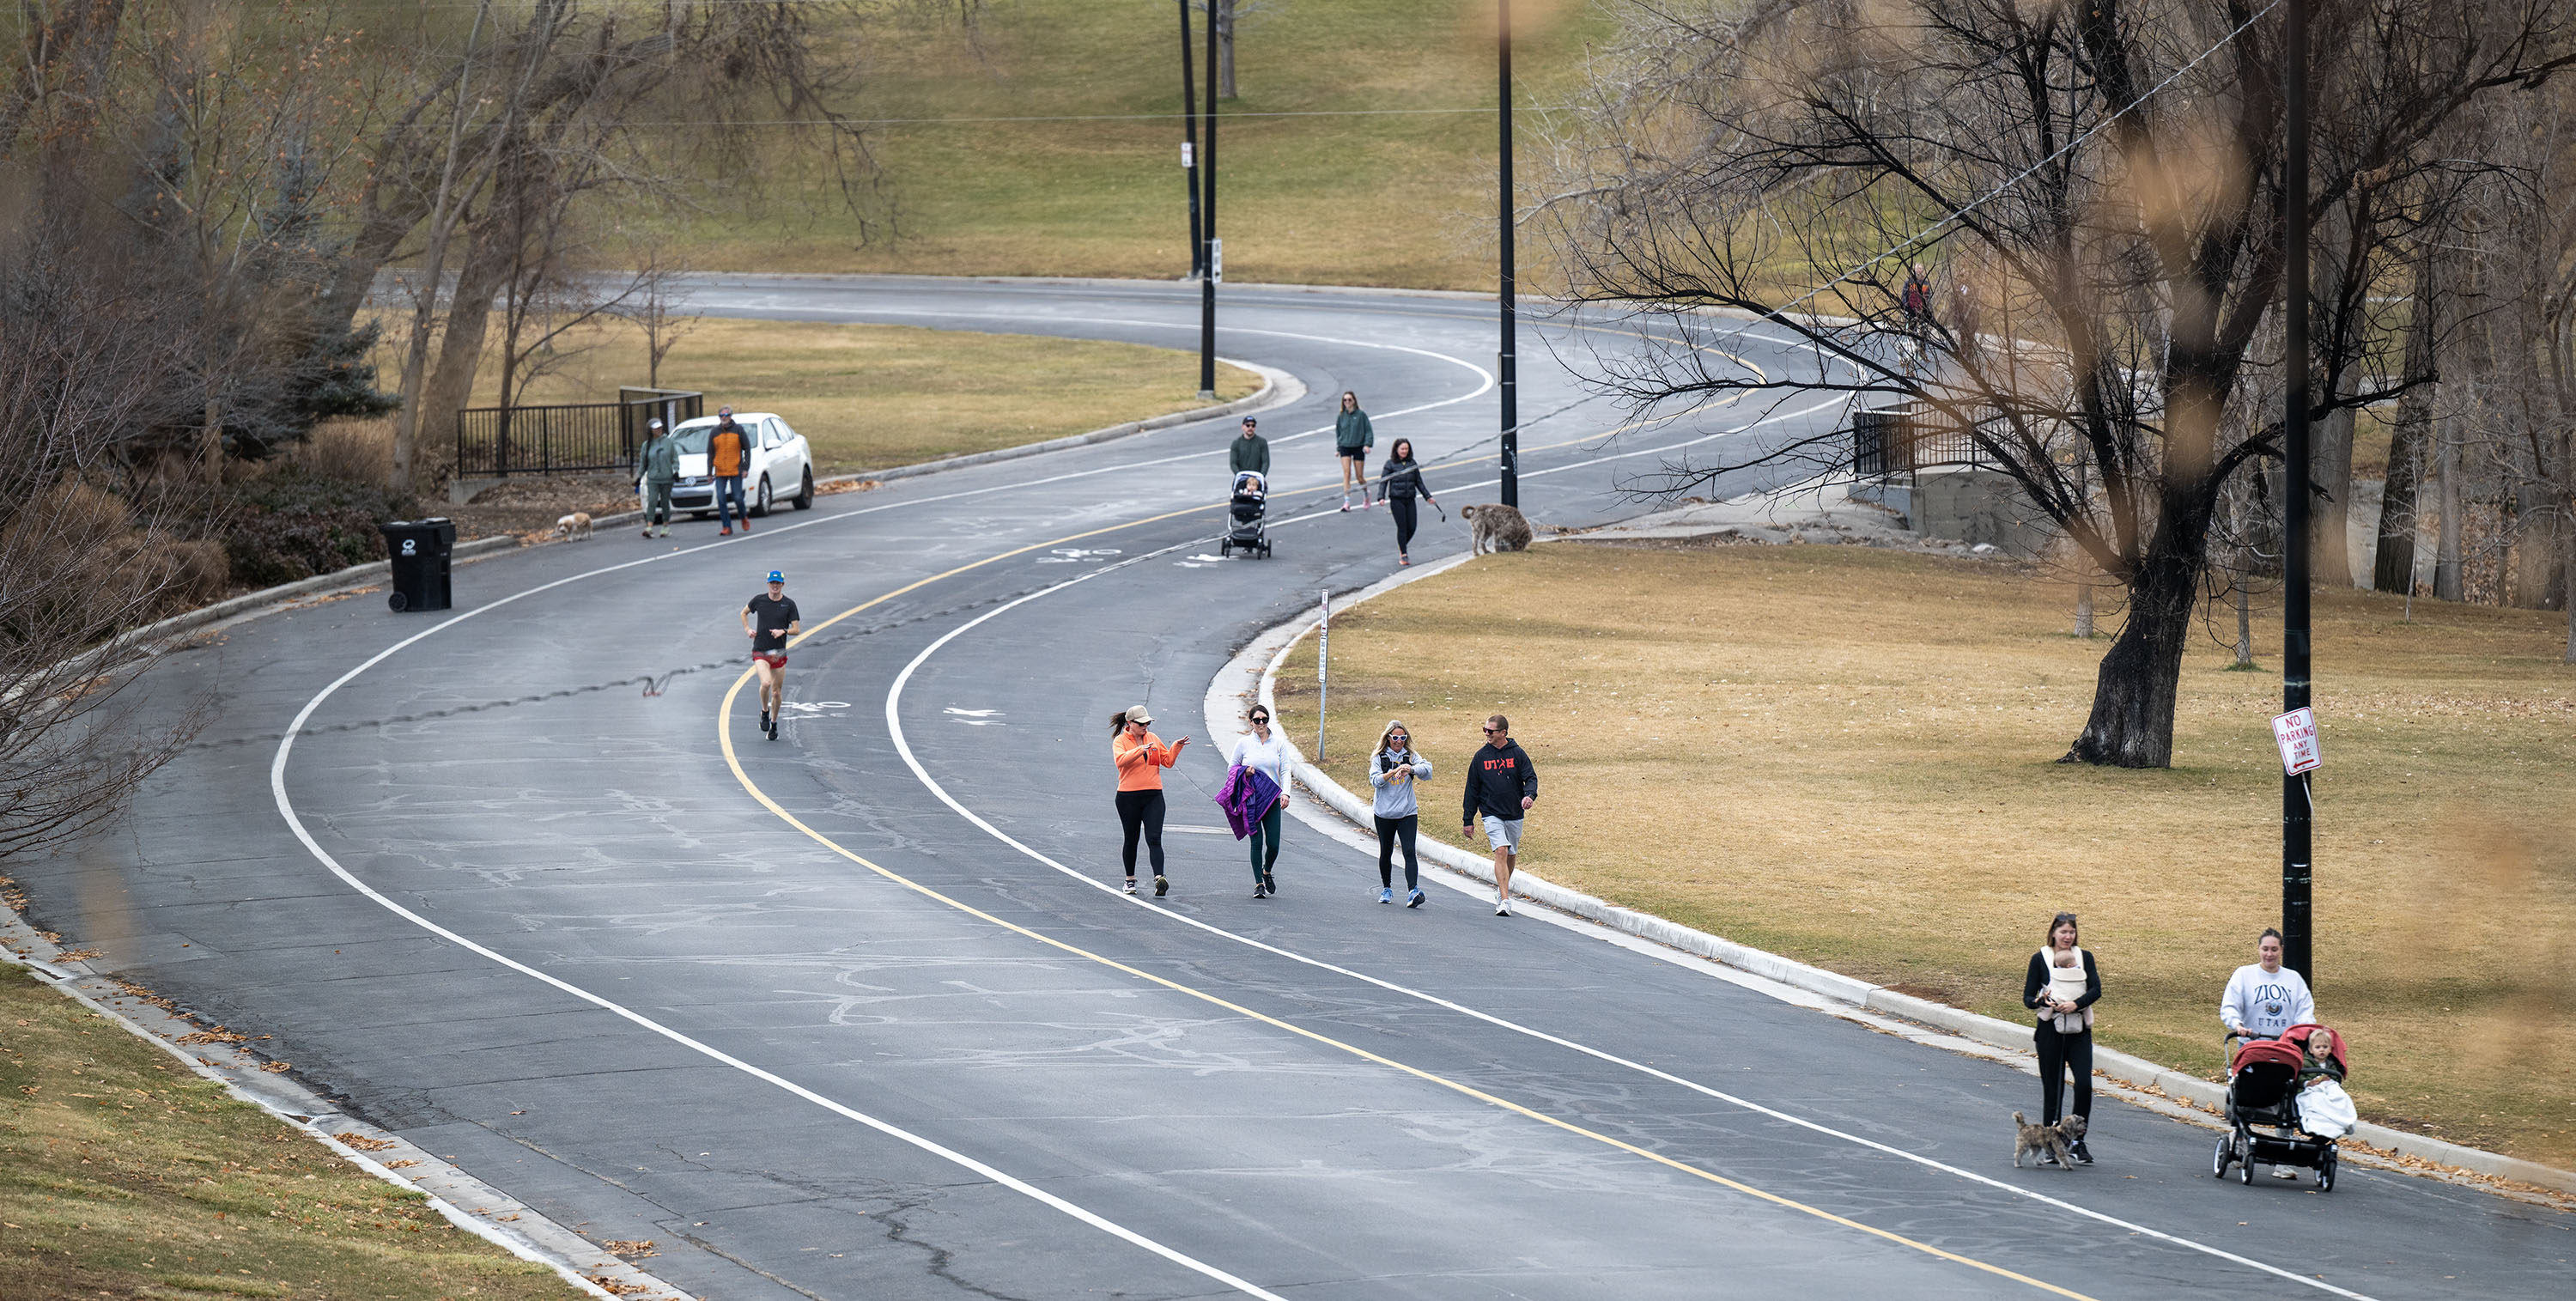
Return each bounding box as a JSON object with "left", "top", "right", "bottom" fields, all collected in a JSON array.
[{"left": 1376, "top": 438, "right": 1439, "bottom": 566}]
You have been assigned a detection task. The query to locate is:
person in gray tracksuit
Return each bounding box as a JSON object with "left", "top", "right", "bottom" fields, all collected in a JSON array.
[
  {"left": 636, "top": 419, "right": 679, "bottom": 538},
  {"left": 1369, "top": 719, "right": 1433, "bottom": 908}
]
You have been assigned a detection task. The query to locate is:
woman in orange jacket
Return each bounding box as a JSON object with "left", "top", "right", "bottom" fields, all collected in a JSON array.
[{"left": 1111, "top": 704, "right": 1189, "bottom": 897}]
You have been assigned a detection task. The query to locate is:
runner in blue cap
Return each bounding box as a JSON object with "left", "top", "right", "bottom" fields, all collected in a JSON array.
[{"left": 742, "top": 570, "right": 799, "bottom": 740}]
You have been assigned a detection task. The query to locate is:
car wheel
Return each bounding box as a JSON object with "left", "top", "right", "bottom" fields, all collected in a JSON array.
[
  {"left": 752, "top": 474, "right": 774, "bottom": 518},
  {"left": 793, "top": 466, "right": 815, "bottom": 509}
]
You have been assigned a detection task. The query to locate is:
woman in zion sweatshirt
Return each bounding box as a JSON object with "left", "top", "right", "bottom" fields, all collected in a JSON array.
[{"left": 1369, "top": 720, "right": 1432, "bottom": 907}]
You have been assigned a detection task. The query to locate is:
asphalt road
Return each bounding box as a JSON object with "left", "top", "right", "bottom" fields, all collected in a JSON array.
[{"left": 23, "top": 277, "right": 2569, "bottom": 1299}]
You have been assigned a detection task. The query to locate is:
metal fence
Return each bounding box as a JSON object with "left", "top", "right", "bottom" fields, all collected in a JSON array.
[
  {"left": 1851, "top": 402, "right": 1997, "bottom": 477},
  {"left": 454, "top": 387, "right": 702, "bottom": 477}
]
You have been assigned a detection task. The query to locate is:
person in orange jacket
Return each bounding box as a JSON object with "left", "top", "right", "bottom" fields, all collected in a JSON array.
[
  {"left": 708, "top": 408, "right": 751, "bottom": 536},
  {"left": 1110, "top": 704, "right": 1189, "bottom": 897}
]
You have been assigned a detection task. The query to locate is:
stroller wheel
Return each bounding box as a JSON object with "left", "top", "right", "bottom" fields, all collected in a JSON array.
[
  {"left": 2317, "top": 1146, "right": 2337, "bottom": 1193},
  {"left": 1261, "top": 540, "right": 1273, "bottom": 558},
  {"left": 2211, "top": 1134, "right": 2233, "bottom": 1179},
  {"left": 2237, "top": 1146, "right": 2257, "bottom": 1184},
  {"left": 1219, "top": 539, "right": 1230, "bottom": 556}
]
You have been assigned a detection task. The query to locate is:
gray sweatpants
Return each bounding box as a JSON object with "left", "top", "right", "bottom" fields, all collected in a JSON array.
[{"left": 643, "top": 479, "right": 674, "bottom": 526}]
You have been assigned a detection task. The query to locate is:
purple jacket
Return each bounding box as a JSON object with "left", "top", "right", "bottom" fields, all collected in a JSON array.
[{"left": 1215, "top": 763, "right": 1283, "bottom": 838}]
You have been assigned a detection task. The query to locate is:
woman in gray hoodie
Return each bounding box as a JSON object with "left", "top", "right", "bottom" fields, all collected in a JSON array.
[{"left": 1368, "top": 720, "right": 1433, "bottom": 907}]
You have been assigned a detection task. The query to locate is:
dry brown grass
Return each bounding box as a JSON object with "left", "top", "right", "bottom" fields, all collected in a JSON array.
[
  {"left": 0, "top": 967, "right": 577, "bottom": 1299},
  {"left": 393, "top": 316, "right": 1257, "bottom": 476},
  {"left": 1273, "top": 542, "right": 2576, "bottom": 1166}
]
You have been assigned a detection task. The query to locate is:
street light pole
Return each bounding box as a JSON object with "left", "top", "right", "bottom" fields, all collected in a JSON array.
[
  {"left": 2282, "top": 0, "right": 2315, "bottom": 986},
  {"left": 1498, "top": 0, "right": 1519, "bottom": 508},
  {"left": 1178, "top": 0, "right": 1203, "bottom": 281},
  {"left": 1198, "top": 0, "right": 1218, "bottom": 399}
]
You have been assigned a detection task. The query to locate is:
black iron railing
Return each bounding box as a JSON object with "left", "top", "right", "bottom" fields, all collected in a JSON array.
[
  {"left": 1852, "top": 402, "right": 1996, "bottom": 477},
  {"left": 455, "top": 387, "right": 702, "bottom": 477}
]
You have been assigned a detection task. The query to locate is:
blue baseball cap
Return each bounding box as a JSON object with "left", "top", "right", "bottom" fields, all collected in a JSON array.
[{"left": 766, "top": 570, "right": 784, "bottom": 584}]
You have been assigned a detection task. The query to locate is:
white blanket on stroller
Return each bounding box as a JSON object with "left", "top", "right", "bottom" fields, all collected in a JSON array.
[{"left": 2296, "top": 1079, "right": 2358, "bottom": 1139}]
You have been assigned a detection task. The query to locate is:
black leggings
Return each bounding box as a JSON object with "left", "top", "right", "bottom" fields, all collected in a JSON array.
[
  {"left": 1115, "top": 789, "right": 1166, "bottom": 876},
  {"left": 1389, "top": 495, "right": 1419, "bottom": 554},
  {"left": 2035, "top": 1021, "right": 2093, "bottom": 1123},
  {"left": 1375, "top": 814, "right": 1419, "bottom": 891}
]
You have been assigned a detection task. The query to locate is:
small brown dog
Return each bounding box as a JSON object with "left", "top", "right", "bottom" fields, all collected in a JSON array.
[
  {"left": 553, "top": 511, "right": 593, "bottom": 540},
  {"left": 2011, "top": 1111, "right": 2086, "bottom": 1168},
  {"left": 1461, "top": 502, "right": 1533, "bottom": 554}
]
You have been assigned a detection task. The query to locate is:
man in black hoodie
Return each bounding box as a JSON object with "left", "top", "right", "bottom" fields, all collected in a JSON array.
[{"left": 1461, "top": 714, "right": 1537, "bottom": 916}]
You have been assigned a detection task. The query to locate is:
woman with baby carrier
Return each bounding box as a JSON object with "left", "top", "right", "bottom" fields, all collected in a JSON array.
[
  {"left": 1110, "top": 705, "right": 1188, "bottom": 897},
  {"left": 2020, "top": 912, "right": 2101, "bottom": 1165}
]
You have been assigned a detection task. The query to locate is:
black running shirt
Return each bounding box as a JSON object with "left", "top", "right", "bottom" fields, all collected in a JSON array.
[{"left": 746, "top": 593, "right": 799, "bottom": 652}]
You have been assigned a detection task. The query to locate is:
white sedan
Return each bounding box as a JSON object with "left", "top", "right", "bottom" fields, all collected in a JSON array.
[{"left": 654, "top": 413, "right": 817, "bottom": 518}]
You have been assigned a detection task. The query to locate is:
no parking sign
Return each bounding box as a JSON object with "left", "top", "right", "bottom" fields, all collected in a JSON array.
[{"left": 2270, "top": 708, "right": 2321, "bottom": 776}]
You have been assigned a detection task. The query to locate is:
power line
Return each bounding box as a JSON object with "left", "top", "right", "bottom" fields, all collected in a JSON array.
[{"left": 615, "top": 106, "right": 1564, "bottom": 128}]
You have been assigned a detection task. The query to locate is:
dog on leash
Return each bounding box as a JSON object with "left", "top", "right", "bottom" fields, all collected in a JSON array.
[
  {"left": 2011, "top": 1111, "right": 2086, "bottom": 1168},
  {"left": 552, "top": 512, "right": 593, "bottom": 540},
  {"left": 1460, "top": 502, "right": 1533, "bottom": 554}
]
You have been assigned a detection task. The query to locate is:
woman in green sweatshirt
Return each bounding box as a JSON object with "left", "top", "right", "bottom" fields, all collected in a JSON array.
[{"left": 1334, "top": 392, "right": 1375, "bottom": 510}]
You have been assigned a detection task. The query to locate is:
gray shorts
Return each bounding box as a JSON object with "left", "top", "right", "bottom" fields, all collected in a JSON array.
[{"left": 1481, "top": 815, "right": 1523, "bottom": 852}]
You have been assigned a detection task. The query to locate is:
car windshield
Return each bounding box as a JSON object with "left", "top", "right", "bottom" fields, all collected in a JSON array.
[{"left": 669, "top": 420, "right": 747, "bottom": 454}]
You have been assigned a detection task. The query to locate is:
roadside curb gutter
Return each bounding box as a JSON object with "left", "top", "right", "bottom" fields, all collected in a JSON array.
[
  {"left": 0, "top": 915, "right": 692, "bottom": 1301},
  {"left": 1204, "top": 551, "right": 2576, "bottom": 1202}
]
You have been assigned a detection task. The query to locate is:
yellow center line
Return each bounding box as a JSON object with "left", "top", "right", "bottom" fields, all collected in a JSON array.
[{"left": 714, "top": 517, "right": 2098, "bottom": 1301}]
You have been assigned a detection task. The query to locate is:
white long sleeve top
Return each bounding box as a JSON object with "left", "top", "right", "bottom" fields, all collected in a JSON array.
[{"left": 2220, "top": 963, "right": 2317, "bottom": 1039}]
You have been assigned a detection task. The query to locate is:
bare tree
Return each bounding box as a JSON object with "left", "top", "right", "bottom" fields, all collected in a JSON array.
[
  {"left": 1544, "top": 0, "right": 2576, "bottom": 766},
  {"left": 327, "top": 1, "right": 884, "bottom": 491},
  {"left": 621, "top": 252, "right": 697, "bottom": 389},
  {"left": 0, "top": 246, "right": 213, "bottom": 861}
]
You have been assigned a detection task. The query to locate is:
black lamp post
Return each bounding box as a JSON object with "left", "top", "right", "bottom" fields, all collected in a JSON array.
[
  {"left": 1178, "top": 0, "right": 1203, "bottom": 281},
  {"left": 1197, "top": 0, "right": 1219, "bottom": 399},
  {"left": 2281, "top": 0, "right": 2314, "bottom": 986},
  {"left": 1498, "top": 0, "right": 1519, "bottom": 507}
]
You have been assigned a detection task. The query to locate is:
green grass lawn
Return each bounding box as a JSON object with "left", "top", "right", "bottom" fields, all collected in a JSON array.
[
  {"left": 0, "top": 966, "right": 581, "bottom": 1301},
  {"left": 684, "top": 0, "right": 1607, "bottom": 289},
  {"left": 1273, "top": 542, "right": 2576, "bottom": 1167}
]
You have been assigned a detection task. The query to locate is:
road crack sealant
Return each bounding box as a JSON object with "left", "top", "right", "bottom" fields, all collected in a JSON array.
[
  {"left": 261, "top": 319, "right": 1512, "bottom": 1300},
  {"left": 854, "top": 472, "right": 2397, "bottom": 1299}
]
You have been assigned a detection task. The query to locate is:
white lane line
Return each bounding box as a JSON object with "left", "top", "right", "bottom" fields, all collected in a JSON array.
[
  {"left": 255, "top": 317, "right": 1533, "bottom": 1299},
  {"left": 877, "top": 447, "right": 2383, "bottom": 1301}
]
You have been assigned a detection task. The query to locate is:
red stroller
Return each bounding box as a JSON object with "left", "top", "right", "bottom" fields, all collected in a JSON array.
[{"left": 2212, "top": 1024, "right": 2350, "bottom": 1190}]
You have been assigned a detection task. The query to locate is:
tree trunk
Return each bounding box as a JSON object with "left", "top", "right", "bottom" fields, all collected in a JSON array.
[
  {"left": 416, "top": 215, "right": 519, "bottom": 474},
  {"left": 2314, "top": 401, "right": 2357, "bottom": 587},
  {"left": 2375, "top": 246, "right": 2440, "bottom": 593},
  {"left": 2062, "top": 528, "right": 2207, "bottom": 767},
  {"left": 1216, "top": 0, "right": 1237, "bottom": 100},
  {"left": 2434, "top": 410, "right": 2464, "bottom": 600}
]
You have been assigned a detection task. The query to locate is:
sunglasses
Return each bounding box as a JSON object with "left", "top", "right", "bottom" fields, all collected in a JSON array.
[
  {"left": 1481, "top": 726, "right": 1502, "bottom": 734},
  {"left": 1249, "top": 715, "right": 1271, "bottom": 725}
]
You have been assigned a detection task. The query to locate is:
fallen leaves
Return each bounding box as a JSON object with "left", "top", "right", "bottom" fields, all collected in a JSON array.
[
  {"left": 383, "top": 1159, "right": 419, "bottom": 1170},
  {"left": 258, "top": 1061, "right": 291, "bottom": 1074},
  {"left": 586, "top": 1276, "right": 653, "bottom": 1296},
  {"left": 331, "top": 1133, "right": 394, "bottom": 1152},
  {"left": 174, "top": 1026, "right": 246, "bottom": 1047},
  {"left": 604, "top": 1239, "right": 658, "bottom": 1258}
]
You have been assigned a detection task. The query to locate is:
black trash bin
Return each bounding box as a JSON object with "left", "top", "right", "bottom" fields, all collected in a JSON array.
[{"left": 379, "top": 518, "right": 457, "bottom": 612}]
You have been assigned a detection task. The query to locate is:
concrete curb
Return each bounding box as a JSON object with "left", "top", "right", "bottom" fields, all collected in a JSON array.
[
  {"left": 1206, "top": 552, "right": 2576, "bottom": 1199},
  {"left": 0, "top": 915, "right": 691, "bottom": 1301}
]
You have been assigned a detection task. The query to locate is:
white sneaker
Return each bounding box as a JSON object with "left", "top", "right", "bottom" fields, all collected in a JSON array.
[{"left": 1494, "top": 897, "right": 1511, "bottom": 916}]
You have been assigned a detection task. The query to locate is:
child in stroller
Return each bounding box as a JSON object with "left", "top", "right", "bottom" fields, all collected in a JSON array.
[
  {"left": 2213, "top": 1023, "right": 2352, "bottom": 1190},
  {"left": 1221, "top": 470, "right": 1273, "bottom": 558}
]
